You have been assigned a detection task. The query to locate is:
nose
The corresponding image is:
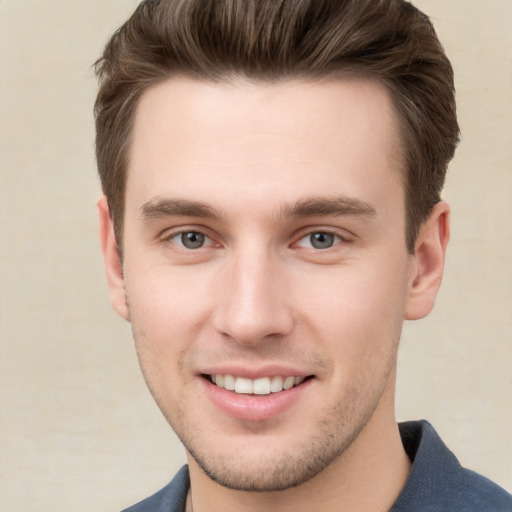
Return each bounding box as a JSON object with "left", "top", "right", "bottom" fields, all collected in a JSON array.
[{"left": 212, "top": 247, "right": 294, "bottom": 346}]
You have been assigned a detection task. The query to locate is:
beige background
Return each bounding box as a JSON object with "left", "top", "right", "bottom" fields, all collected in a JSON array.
[{"left": 0, "top": 0, "right": 510, "bottom": 510}]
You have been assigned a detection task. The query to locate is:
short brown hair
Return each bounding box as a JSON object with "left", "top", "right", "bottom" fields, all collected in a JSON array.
[{"left": 94, "top": 0, "right": 459, "bottom": 252}]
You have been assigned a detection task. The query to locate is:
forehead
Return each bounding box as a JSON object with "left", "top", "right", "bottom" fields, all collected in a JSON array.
[{"left": 127, "top": 77, "right": 404, "bottom": 219}]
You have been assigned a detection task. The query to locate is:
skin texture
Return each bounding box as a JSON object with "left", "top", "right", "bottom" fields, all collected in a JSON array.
[{"left": 99, "top": 78, "right": 449, "bottom": 512}]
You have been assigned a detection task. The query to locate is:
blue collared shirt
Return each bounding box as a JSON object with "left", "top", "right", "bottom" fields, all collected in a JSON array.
[{"left": 122, "top": 420, "right": 512, "bottom": 511}]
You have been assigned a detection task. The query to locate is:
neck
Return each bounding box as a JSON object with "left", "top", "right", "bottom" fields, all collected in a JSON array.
[{"left": 187, "top": 401, "right": 411, "bottom": 512}]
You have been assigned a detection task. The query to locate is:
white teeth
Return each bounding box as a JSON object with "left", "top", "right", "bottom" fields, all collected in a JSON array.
[
  {"left": 234, "top": 377, "right": 253, "bottom": 394},
  {"left": 270, "top": 376, "right": 283, "bottom": 392},
  {"left": 283, "top": 376, "right": 295, "bottom": 390},
  {"left": 210, "top": 374, "right": 306, "bottom": 395},
  {"left": 223, "top": 374, "right": 236, "bottom": 391},
  {"left": 253, "top": 377, "right": 271, "bottom": 395}
]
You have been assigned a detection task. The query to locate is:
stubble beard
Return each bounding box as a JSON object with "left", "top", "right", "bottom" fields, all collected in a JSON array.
[
  {"left": 168, "top": 375, "right": 390, "bottom": 492},
  {"left": 129, "top": 303, "right": 402, "bottom": 493},
  {"left": 133, "top": 340, "right": 398, "bottom": 492}
]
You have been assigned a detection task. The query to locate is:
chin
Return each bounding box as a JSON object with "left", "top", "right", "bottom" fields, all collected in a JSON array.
[
  {"left": 181, "top": 411, "right": 370, "bottom": 492},
  {"left": 189, "top": 448, "right": 330, "bottom": 492}
]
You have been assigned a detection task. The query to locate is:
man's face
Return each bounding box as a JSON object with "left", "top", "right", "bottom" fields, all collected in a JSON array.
[{"left": 109, "top": 78, "right": 420, "bottom": 490}]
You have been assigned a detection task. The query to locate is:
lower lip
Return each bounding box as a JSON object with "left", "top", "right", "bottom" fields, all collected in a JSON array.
[{"left": 202, "top": 377, "right": 313, "bottom": 422}]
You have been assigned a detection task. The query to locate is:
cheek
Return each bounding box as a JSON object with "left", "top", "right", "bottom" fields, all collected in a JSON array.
[
  {"left": 297, "top": 255, "right": 409, "bottom": 365},
  {"left": 124, "top": 264, "right": 215, "bottom": 371},
  {"left": 127, "top": 258, "right": 213, "bottom": 319},
  {"left": 124, "top": 270, "right": 211, "bottom": 420}
]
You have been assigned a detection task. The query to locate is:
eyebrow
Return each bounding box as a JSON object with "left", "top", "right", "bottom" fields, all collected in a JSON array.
[
  {"left": 140, "top": 195, "right": 377, "bottom": 222},
  {"left": 281, "top": 196, "right": 377, "bottom": 219},
  {"left": 141, "top": 197, "right": 223, "bottom": 221}
]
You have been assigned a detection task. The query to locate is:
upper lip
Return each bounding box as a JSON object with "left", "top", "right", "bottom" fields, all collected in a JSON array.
[{"left": 199, "top": 364, "right": 312, "bottom": 380}]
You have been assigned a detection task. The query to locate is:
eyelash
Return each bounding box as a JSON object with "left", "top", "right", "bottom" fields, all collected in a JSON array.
[
  {"left": 161, "top": 227, "right": 350, "bottom": 253},
  {"left": 294, "top": 231, "right": 346, "bottom": 250},
  {"left": 162, "top": 229, "right": 217, "bottom": 250}
]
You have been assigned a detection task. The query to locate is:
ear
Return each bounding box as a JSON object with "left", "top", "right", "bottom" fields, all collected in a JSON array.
[
  {"left": 405, "top": 201, "right": 450, "bottom": 320},
  {"left": 97, "top": 196, "right": 130, "bottom": 321}
]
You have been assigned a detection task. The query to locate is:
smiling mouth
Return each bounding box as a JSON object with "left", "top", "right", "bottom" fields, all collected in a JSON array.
[{"left": 206, "top": 374, "right": 311, "bottom": 395}]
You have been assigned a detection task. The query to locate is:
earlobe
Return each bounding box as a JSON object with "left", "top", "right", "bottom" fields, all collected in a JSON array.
[
  {"left": 97, "top": 196, "right": 130, "bottom": 321},
  {"left": 405, "top": 201, "right": 450, "bottom": 320}
]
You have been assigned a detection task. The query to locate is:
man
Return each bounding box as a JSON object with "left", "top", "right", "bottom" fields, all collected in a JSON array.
[{"left": 94, "top": 0, "right": 512, "bottom": 510}]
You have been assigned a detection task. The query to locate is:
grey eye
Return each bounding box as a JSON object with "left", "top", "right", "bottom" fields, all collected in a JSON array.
[
  {"left": 180, "top": 231, "right": 206, "bottom": 249},
  {"left": 309, "top": 232, "right": 336, "bottom": 249}
]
